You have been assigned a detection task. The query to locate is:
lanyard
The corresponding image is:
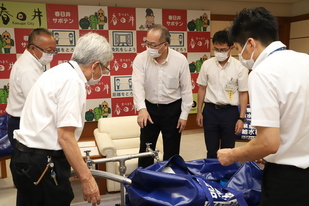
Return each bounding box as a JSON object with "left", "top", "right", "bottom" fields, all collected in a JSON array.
[
  {"left": 268, "top": 47, "right": 286, "bottom": 56},
  {"left": 68, "top": 61, "right": 75, "bottom": 69}
]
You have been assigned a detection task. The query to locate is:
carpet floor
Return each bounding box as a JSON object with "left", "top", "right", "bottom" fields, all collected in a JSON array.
[{"left": 72, "top": 198, "right": 121, "bottom": 206}]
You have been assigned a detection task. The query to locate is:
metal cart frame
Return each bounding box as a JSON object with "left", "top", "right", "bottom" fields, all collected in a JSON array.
[{"left": 74, "top": 143, "right": 160, "bottom": 206}]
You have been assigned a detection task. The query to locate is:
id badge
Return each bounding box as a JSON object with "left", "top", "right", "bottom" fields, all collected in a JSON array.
[
  {"left": 225, "top": 84, "right": 236, "bottom": 100},
  {"left": 225, "top": 84, "right": 236, "bottom": 91},
  {"left": 228, "top": 90, "right": 233, "bottom": 100}
]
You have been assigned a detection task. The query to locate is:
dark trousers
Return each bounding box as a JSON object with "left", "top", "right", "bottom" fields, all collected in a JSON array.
[
  {"left": 8, "top": 116, "right": 27, "bottom": 206},
  {"left": 202, "top": 103, "right": 239, "bottom": 158},
  {"left": 8, "top": 116, "right": 20, "bottom": 149},
  {"left": 261, "top": 162, "right": 309, "bottom": 206},
  {"left": 10, "top": 148, "right": 74, "bottom": 206},
  {"left": 138, "top": 99, "right": 182, "bottom": 168}
]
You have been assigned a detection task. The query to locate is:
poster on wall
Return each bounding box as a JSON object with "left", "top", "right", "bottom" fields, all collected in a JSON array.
[
  {"left": 237, "top": 105, "right": 257, "bottom": 140},
  {"left": 108, "top": 7, "right": 136, "bottom": 31},
  {"left": 0, "top": 1, "right": 47, "bottom": 28},
  {"left": 78, "top": 6, "right": 109, "bottom": 30},
  {"left": 136, "top": 8, "right": 162, "bottom": 31},
  {"left": 46, "top": 4, "right": 78, "bottom": 29},
  {"left": 0, "top": 1, "right": 211, "bottom": 119},
  {"left": 110, "top": 53, "right": 135, "bottom": 76},
  {"left": 162, "top": 9, "right": 187, "bottom": 31}
]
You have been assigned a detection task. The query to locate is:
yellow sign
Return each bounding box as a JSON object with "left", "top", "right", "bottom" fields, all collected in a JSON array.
[{"left": 0, "top": 1, "right": 47, "bottom": 28}]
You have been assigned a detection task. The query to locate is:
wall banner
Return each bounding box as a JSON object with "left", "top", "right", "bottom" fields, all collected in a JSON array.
[{"left": 0, "top": 1, "right": 211, "bottom": 121}]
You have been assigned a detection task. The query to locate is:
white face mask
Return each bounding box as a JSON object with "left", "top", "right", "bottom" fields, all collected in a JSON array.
[
  {"left": 34, "top": 51, "right": 53, "bottom": 66},
  {"left": 214, "top": 51, "right": 229, "bottom": 62},
  {"left": 238, "top": 40, "right": 255, "bottom": 69},
  {"left": 87, "top": 64, "right": 103, "bottom": 85},
  {"left": 39, "top": 53, "right": 53, "bottom": 66},
  {"left": 147, "top": 47, "right": 162, "bottom": 58}
]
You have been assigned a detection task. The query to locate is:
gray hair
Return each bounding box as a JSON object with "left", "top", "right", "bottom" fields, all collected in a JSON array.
[{"left": 71, "top": 32, "right": 113, "bottom": 66}]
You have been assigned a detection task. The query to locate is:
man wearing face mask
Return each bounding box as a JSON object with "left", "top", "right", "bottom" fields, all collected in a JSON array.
[
  {"left": 196, "top": 29, "right": 249, "bottom": 159},
  {"left": 132, "top": 24, "right": 193, "bottom": 168},
  {"left": 6, "top": 28, "right": 56, "bottom": 206},
  {"left": 10, "top": 32, "right": 113, "bottom": 206},
  {"left": 217, "top": 7, "right": 309, "bottom": 205},
  {"left": 6, "top": 28, "right": 57, "bottom": 149}
]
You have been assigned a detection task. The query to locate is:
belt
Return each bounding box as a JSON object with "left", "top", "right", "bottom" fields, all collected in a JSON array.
[
  {"left": 205, "top": 102, "right": 237, "bottom": 109},
  {"left": 146, "top": 99, "right": 181, "bottom": 107},
  {"left": 266, "top": 162, "right": 309, "bottom": 171},
  {"left": 10, "top": 116, "right": 20, "bottom": 119},
  {"left": 16, "top": 141, "right": 65, "bottom": 157}
]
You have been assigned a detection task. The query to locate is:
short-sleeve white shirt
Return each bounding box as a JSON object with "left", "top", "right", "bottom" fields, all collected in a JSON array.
[
  {"left": 6, "top": 49, "right": 43, "bottom": 117},
  {"left": 14, "top": 61, "right": 87, "bottom": 150},
  {"left": 249, "top": 41, "right": 309, "bottom": 169},
  {"left": 197, "top": 56, "right": 248, "bottom": 105}
]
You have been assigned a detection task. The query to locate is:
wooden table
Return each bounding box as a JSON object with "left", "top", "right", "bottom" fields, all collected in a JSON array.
[{"left": 0, "top": 155, "right": 11, "bottom": 178}]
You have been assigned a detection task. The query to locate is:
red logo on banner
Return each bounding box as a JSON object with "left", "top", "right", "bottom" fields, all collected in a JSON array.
[
  {"left": 14, "top": 28, "right": 33, "bottom": 54},
  {"left": 111, "top": 97, "right": 136, "bottom": 117},
  {"left": 110, "top": 53, "right": 136, "bottom": 76},
  {"left": 136, "top": 30, "right": 147, "bottom": 53},
  {"left": 162, "top": 9, "right": 187, "bottom": 31},
  {"left": 191, "top": 73, "right": 199, "bottom": 94},
  {"left": 187, "top": 32, "right": 211, "bottom": 52},
  {"left": 79, "top": 30, "right": 109, "bottom": 41},
  {"left": 108, "top": 7, "right": 136, "bottom": 30},
  {"left": 46, "top": 4, "right": 79, "bottom": 29},
  {"left": 50, "top": 54, "right": 72, "bottom": 68},
  {"left": 86, "top": 76, "right": 111, "bottom": 99},
  {"left": 0, "top": 104, "right": 6, "bottom": 116},
  {"left": 0, "top": 54, "right": 17, "bottom": 79}
]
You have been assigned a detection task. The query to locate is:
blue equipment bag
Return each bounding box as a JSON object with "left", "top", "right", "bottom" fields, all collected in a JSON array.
[
  {"left": 0, "top": 113, "right": 13, "bottom": 157},
  {"left": 224, "top": 161, "right": 263, "bottom": 206},
  {"left": 125, "top": 155, "right": 262, "bottom": 206}
]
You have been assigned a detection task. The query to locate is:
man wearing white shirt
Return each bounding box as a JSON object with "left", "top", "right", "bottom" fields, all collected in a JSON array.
[
  {"left": 132, "top": 24, "right": 193, "bottom": 168},
  {"left": 6, "top": 28, "right": 56, "bottom": 206},
  {"left": 6, "top": 28, "right": 57, "bottom": 149},
  {"left": 10, "top": 32, "right": 113, "bottom": 206},
  {"left": 196, "top": 29, "right": 248, "bottom": 159},
  {"left": 217, "top": 7, "right": 309, "bottom": 205}
]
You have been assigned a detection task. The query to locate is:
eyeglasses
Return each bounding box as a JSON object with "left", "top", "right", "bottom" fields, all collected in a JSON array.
[
  {"left": 144, "top": 40, "right": 166, "bottom": 49},
  {"left": 100, "top": 63, "right": 110, "bottom": 74},
  {"left": 32, "top": 44, "right": 58, "bottom": 55},
  {"left": 213, "top": 47, "right": 230, "bottom": 53}
]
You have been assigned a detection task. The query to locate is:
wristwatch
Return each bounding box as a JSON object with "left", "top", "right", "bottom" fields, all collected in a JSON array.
[{"left": 238, "top": 117, "right": 246, "bottom": 122}]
